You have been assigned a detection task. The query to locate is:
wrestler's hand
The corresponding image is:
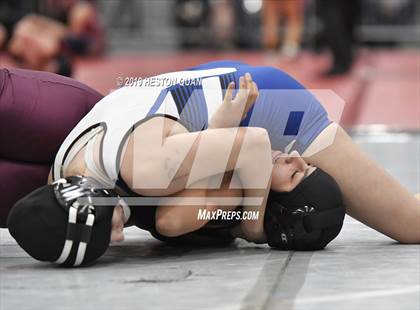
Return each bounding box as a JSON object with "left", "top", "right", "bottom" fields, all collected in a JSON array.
[
  {"left": 230, "top": 222, "right": 267, "bottom": 244},
  {"left": 208, "top": 73, "right": 259, "bottom": 128}
]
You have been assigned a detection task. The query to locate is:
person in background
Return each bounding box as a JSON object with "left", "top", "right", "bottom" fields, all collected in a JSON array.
[
  {"left": 42, "top": 0, "right": 105, "bottom": 57},
  {"left": 317, "top": 0, "right": 361, "bottom": 76},
  {"left": 0, "top": 0, "right": 26, "bottom": 52},
  {"left": 209, "top": 0, "right": 235, "bottom": 49},
  {"left": 175, "top": 0, "right": 210, "bottom": 49},
  {"left": 0, "top": 24, "right": 6, "bottom": 50},
  {"left": 3, "top": 0, "right": 104, "bottom": 76},
  {"left": 262, "top": 0, "right": 303, "bottom": 58}
]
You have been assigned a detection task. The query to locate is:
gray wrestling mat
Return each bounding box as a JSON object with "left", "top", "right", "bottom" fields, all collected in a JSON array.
[{"left": 1, "top": 131, "right": 419, "bottom": 310}]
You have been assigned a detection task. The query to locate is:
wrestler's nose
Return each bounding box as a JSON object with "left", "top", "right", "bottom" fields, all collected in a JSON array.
[{"left": 285, "top": 151, "right": 308, "bottom": 171}]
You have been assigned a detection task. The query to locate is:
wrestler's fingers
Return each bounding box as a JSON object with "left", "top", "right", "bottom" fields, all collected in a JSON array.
[
  {"left": 253, "top": 81, "right": 259, "bottom": 96},
  {"left": 239, "top": 75, "right": 246, "bottom": 90},
  {"left": 245, "top": 72, "right": 251, "bottom": 86},
  {"left": 244, "top": 81, "right": 259, "bottom": 111},
  {"left": 245, "top": 73, "right": 254, "bottom": 94},
  {"left": 245, "top": 72, "right": 252, "bottom": 84},
  {"left": 243, "top": 74, "right": 253, "bottom": 93},
  {"left": 234, "top": 76, "right": 247, "bottom": 102},
  {"left": 239, "top": 81, "right": 258, "bottom": 120},
  {"left": 223, "top": 81, "right": 235, "bottom": 103},
  {"left": 249, "top": 81, "right": 259, "bottom": 101},
  {"left": 243, "top": 74, "right": 254, "bottom": 94},
  {"left": 244, "top": 74, "right": 257, "bottom": 98}
]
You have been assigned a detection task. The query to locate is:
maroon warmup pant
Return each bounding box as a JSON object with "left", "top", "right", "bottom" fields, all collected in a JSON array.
[{"left": 0, "top": 68, "right": 103, "bottom": 227}]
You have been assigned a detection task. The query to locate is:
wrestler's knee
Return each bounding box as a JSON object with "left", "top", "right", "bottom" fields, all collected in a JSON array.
[
  {"left": 395, "top": 215, "right": 420, "bottom": 244},
  {"left": 155, "top": 214, "right": 184, "bottom": 237},
  {"left": 395, "top": 233, "right": 420, "bottom": 244},
  {"left": 240, "top": 127, "right": 271, "bottom": 151}
]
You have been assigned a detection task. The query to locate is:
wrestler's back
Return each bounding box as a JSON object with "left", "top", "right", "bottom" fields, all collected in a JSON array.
[
  {"left": 53, "top": 61, "right": 330, "bottom": 183},
  {"left": 189, "top": 61, "right": 330, "bottom": 153}
]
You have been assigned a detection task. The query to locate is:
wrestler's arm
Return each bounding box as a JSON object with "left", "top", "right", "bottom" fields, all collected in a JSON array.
[
  {"left": 47, "top": 169, "right": 53, "bottom": 184},
  {"left": 305, "top": 123, "right": 420, "bottom": 243},
  {"left": 122, "top": 73, "right": 271, "bottom": 241},
  {"left": 120, "top": 73, "right": 270, "bottom": 197},
  {"left": 155, "top": 173, "right": 243, "bottom": 237}
]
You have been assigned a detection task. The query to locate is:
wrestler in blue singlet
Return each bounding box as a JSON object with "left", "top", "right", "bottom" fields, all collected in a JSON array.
[
  {"left": 187, "top": 61, "right": 330, "bottom": 153},
  {"left": 138, "top": 61, "right": 332, "bottom": 243},
  {"left": 48, "top": 61, "right": 333, "bottom": 244}
]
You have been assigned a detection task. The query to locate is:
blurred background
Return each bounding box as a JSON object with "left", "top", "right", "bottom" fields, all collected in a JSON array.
[{"left": 0, "top": 0, "right": 419, "bottom": 129}]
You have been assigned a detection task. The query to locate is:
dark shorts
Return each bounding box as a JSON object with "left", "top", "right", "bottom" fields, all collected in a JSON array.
[{"left": 0, "top": 68, "right": 103, "bottom": 226}]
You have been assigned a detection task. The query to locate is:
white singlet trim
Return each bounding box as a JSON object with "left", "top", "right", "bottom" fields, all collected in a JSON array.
[{"left": 53, "top": 67, "right": 237, "bottom": 183}]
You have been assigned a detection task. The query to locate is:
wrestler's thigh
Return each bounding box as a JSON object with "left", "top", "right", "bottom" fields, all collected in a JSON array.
[
  {"left": 307, "top": 124, "right": 419, "bottom": 243},
  {"left": 119, "top": 116, "right": 191, "bottom": 196},
  {"left": 121, "top": 124, "right": 269, "bottom": 196},
  {"left": 0, "top": 68, "right": 102, "bottom": 163}
]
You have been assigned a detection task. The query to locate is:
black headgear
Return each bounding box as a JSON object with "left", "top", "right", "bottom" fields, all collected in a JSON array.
[
  {"left": 7, "top": 176, "right": 118, "bottom": 267},
  {"left": 264, "top": 168, "right": 345, "bottom": 250}
]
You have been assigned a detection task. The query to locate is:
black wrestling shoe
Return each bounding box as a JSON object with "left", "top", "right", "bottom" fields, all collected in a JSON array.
[{"left": 323, "top": 65, "right": 350, "bottom": 77}]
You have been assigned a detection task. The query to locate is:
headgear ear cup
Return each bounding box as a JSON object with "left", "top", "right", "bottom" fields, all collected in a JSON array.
[
  {"left": 264, "top": 168, "right": 345, "bottom": 250},
  {"left": 302, "top": 206, "right": 345, "bottom": 250},
  {"left": 7, "top": 176, "right": 116, "bottom": 267}
]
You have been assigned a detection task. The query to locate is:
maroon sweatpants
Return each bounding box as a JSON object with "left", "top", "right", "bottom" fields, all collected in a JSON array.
[{"left": 0, "top": 68, "right": 103, "bottom": 227}]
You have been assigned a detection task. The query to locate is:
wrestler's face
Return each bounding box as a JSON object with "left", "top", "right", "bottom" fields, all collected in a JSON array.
[
  {"left": 271, "top": 150, "right": 316, "bottom": 192},
  {"left": 110, "top": 204, "right": 125, "bottom": 242}
]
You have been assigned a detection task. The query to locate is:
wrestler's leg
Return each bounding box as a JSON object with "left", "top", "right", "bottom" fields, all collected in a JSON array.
[
  {"left": 281, "top": 0, "right": 302, "bottom": 56},
  {"left": 0, "top": 68, "right": 102, "bottom": 226},
  {"left": 0, "top": 68, "right": 102, "bottom": 163},
  {"left": 305, "top": 123, "right": 420, "bottom": 243},
  {"left": 155, "top": 172, "right": 243, "bottom": 237},
  {"left": 120, "top": 120, "right": 272, "bottom": 197},
  {"left": 262, "top": 0, "right": 280, "bottom": 49},
  {"left": 120, "top": 119, "right": 272, "bottom": 241}
]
